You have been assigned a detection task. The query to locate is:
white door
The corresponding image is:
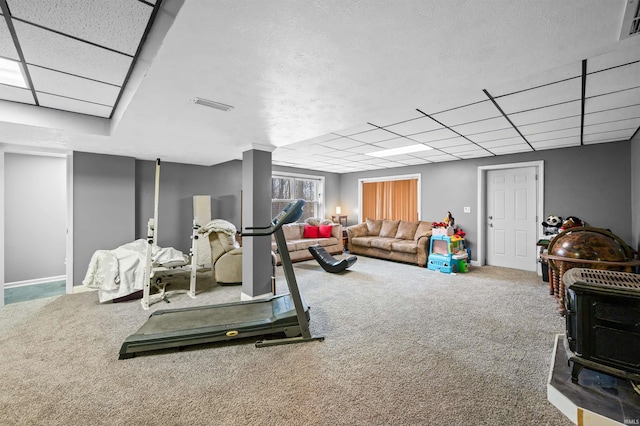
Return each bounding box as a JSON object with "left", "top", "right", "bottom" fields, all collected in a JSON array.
[{"left": 486, "top": 167, "right": 537, "bottom": 271}]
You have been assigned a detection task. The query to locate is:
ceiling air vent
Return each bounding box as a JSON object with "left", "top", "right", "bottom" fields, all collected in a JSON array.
[
  {"left": 619, "top": 0, "right": 640, "bottom": 40},
  {"left": 192, "top": 97, "right": 234, "bottom": 111}
]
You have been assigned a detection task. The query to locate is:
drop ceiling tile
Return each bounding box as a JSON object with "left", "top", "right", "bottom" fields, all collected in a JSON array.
[
  {"left": 344, "top": 144, "right": 381, "bottom": 154},
  {"left": 348, "top": 128, "right": 397, "bottom": 143},
  {"left": 316, "top": 149, "right": 352, "bottom": 159},
  {"left": 530, "top": 136, "right": 581, "bottom": 149},
  {"left": 368, "top": 109, "right": 424, "bottom": 127},
  {"left": 588, "top": 45, "right": 640, "bottom": 73},
  {"left": 583, "top": 104, "right": 640, "bottom": 126},
  {"left": 361, "top": 163, "right": 386, "bottom": 170},
  {"left": 321, "top": 157, "right": 352, "bottom": 165},
  {"left": 28, "top": 65, "right": 120, "bottom": 106},
  {"left": 441, "top": 143, "right": 479, "bottom": 154},
  {"left": 394, "top": 157, "right": 428, "bottom": 165},
  {"left": 489, "top": 61, "right": 581, "bottom": 97},
  {"left": 8, "top": 0, "right": 154, "bottom": 55},
  {"left": 0, "top": 19, "right": 19, "bottom": 60},
  {"left": 525, "top": 128, "right": 580, "bottom": 143},
  {"left": 585, "top": 61, "right": 640, "bottom": 98},
  {"left": 583, "top": 130, "right": 635, "bottom": 143},
  {"left": 358, "top": 158, "right": 389, "bottom": 165},
  {"left": 0, "top": 84, "right": 35, "bottom": 104},
  {"left": 451, "top": 116, "right": 511, "bottom": 135},
  {"left": 585, "top": 87, "right": 640, "bottom": 113},
  {"left": 431, "top": 100, "right": 501, "bottom": 126},
  {"left": 333, "top": 123, "right": 377, "bottom": 136},
  {"left": 583, "top": 117, "right": 640, "bottom": 135},
  {"left": 320, "top": 137, "right": 364, "bottom": 150},
  {"left": 426, "top": 136, "right": 469, "bottom": 149},
  {"left": 341, "top": 153, "right": 372, "bottom": 162},
  {"left": 426, "top": 154, "right": 458, "bottom": 163},
  {"left": 467, "top": 127, "right": 519, "bottom": 143},
  {"left": 519, "top": 116, "right": 581, "bottom": 135},
  {"left": 495, "top": 78, "right": 582, "bottom": 114},
  {"left": 457, "top": 150, "right": 494, "bottom": 159},
  {"left": 14, "top": 20, "right": 132, "bottom": 85},
  {"left": 489, "top": 145, "right": 533, "bottom": 155},
  {"left": 509, "top": 101, "right": 581, "bottom": 126},
  {"left": 373, "top": 137, "right": 416, "bottom": 149},
  {"left": 37, "top": 92, "right": 112, "bottom": 117},
  {"left": 408, "top": 128, "right": 459, "bottom": 143},
  {"left": 477, "top": 137, "right": 527, "bottom": 149},
  {"left": 383, "top": 116, "right": 442, "bottom": 135},
  {"left": 367, "top": 159, "right": 403, "bottom": 167}
]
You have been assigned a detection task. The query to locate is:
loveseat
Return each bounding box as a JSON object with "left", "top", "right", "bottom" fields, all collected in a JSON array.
[
  {"left": 346, "top": 218, "right": 434, "bottom": 267},
  {"left": 271, "top": 217, "right": 343, "bottom": 264}
]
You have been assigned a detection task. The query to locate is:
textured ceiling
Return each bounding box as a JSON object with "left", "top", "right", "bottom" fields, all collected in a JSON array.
[{"left": 0, "top": 0, "right": 639, "bottom": 172}]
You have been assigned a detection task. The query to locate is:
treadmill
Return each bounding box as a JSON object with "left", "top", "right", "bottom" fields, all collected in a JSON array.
[{"left": 119, "top": 199, "right": 324, "bottom": 359}]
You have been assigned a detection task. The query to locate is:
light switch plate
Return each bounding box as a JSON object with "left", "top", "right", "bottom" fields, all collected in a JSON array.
[{"left": 464, "top": 207, "right": 471, "bottom": 213}]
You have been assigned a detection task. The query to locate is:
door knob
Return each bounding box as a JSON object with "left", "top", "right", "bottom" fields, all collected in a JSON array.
[{"left": 488, "top": 216, "right": 493, "bottom": 219}]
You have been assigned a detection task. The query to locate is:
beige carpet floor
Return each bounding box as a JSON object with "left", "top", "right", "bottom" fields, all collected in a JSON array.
[{"left": 0, "top": 256, "right": 572, "bottom": 426}]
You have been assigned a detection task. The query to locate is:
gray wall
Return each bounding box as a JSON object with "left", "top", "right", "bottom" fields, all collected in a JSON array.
[
  {"left": 4, "top": 153, "right": 66, "bottom": 282},
  {"left": 272, "top": 165, "right": 341, "bottom": 221},
  {"left": 339, "top": 142, "right": 632, "bottom": 261},
  {"left": 135, "top": 159, "right": 242, "bottom": 252},
  {"left": 74, "top": 152, "right": 136, "bottom": 285},
  {"left": 631, "top": 130, "right": 640, "bottom": 253}
]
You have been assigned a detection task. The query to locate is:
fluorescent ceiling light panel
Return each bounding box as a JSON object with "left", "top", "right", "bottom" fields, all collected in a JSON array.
[
  {"left": 0, "top": 57, "right": 28, "bottom": 88},
  {"left": 367, "top": 144, "right": 433, "bottom": 157}
]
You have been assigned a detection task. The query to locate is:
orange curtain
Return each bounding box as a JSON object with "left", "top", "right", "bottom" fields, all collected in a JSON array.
[{"left": 361, "top": 179, "right": 418, "bottom": 221}]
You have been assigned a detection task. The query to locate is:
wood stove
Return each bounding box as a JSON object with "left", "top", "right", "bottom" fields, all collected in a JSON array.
[{"left": 564, "top": 268, "right": 640, "bottom": 384}]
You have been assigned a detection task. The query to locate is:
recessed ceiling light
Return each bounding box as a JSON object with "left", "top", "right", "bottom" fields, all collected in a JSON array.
[
  {"left": 367, "top": 144, "right": 433, "bottom": 157},
  {"left": 0, "top": 57, "right": 28, "bottom": 88}
]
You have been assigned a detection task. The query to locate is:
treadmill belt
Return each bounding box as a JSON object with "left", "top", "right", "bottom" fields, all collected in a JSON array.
[{"left": 138, "top": 303, "right": 275, "bottom": 335}]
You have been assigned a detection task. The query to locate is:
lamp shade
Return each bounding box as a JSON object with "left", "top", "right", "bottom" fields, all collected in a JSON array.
[{"left": 335, "top": 206, "right": 341, "bottom": 215}]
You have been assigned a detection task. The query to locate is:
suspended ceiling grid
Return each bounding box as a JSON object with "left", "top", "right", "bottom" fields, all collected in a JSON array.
[
  {"left": 0, "top": 0, "right": 160, "bottom": 118},
  {"left": 0, "top": 1, "right": 638, "bottom": 171},
  {"left": 273, "top": 44, "right": 640, "bottom": 173}
]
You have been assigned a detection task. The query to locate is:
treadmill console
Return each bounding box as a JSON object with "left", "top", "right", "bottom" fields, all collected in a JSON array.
[
  {"left": 271, "top": 199, "right": 305, "bottom": 230},
  {"left": 242, "top": 199, "right": 305, "bottom": 237}
]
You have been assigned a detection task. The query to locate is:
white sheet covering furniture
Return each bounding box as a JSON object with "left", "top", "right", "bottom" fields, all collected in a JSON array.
[{"left": 83, "top": 239, "right": 189, "bottom": 303}]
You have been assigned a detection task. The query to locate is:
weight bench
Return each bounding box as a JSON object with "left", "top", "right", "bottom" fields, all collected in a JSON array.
[{"left": 308, "top": 245, "right": 357, "bottom": 273}]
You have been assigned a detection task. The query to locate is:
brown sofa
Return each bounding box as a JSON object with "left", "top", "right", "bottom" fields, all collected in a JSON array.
[
  {"left": 272, "top": 218, "right": 343, "bottom": 264},
  {"left": 346, "top": 218, "right": 434, "bottom": 267}
]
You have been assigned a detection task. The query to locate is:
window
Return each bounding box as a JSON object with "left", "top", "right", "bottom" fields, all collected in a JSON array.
[
  {"left": 272, "top": 172, "right": 324, "bottom": 222},
  {"left": 359, "top": 174, "right": 420, "bottom": 222}
]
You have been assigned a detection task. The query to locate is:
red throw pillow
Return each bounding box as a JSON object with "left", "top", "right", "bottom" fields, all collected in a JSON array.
[
  {"left": 303, "top": 225, "right": 319, "bottom": 238},
  {"left": 318, "top": 224, "right": 333, "bottom": 238}
]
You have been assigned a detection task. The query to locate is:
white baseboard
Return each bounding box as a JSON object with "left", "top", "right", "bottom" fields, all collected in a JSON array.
[{"left": 5, "top": 275, "right": 66, "bottom": 289}]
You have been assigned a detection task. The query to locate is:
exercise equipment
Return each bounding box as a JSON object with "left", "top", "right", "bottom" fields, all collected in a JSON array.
[
  {"left": 119, "top": 199, "right": 324, "bottom": 359},
  {"left": 308, "top": 245, "right": 357, "bottom": 273},
  {"left": 140, "top": 159, "right": 207, "bottom": 309}
]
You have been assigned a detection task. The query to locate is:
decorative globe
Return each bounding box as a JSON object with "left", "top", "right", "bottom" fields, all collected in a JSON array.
[{"left": 550, "top": 228, "right": 629, "bottom": 263}]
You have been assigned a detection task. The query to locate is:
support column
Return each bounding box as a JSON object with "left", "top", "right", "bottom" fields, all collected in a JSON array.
[{"left": 241, "top": 148, "right": 273, "bottom": 299}]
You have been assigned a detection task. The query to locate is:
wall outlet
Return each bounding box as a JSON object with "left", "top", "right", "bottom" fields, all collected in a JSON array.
[{"left": 464, "top": 207, "right": 471, "bottom": 213}]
